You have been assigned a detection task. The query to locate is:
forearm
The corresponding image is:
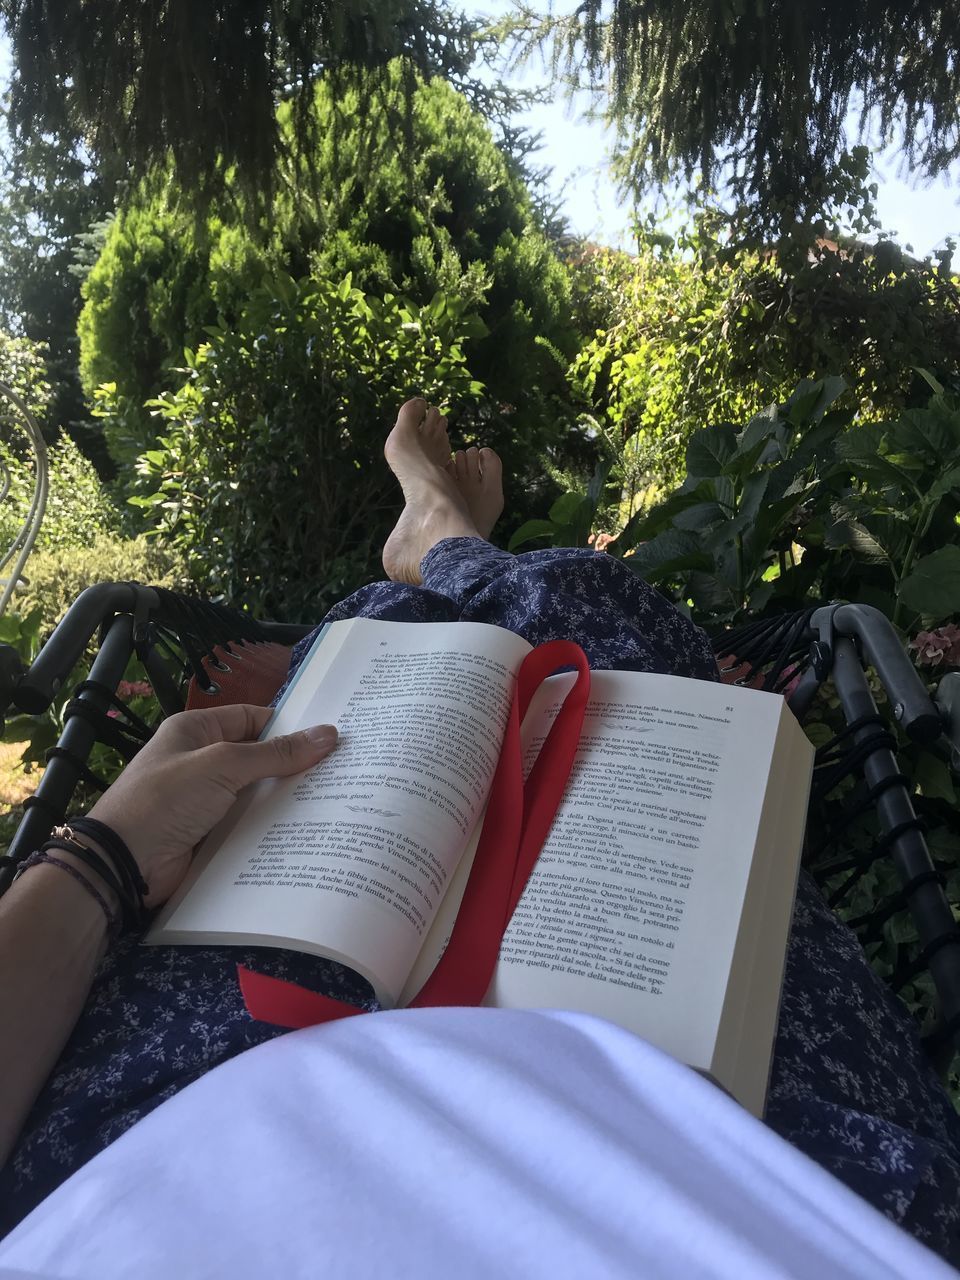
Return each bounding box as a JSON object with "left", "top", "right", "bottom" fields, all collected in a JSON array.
[{"left": 0, "top": 854, "right": 113, "bottom": 1168}]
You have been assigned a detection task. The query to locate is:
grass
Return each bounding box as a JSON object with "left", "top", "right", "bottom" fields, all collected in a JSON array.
[
  {"left": 0, "top": 741, "right": 37, "bottom": 850},
  {"left": 0, "top": 740, "right": 36, "bottom": 808}
]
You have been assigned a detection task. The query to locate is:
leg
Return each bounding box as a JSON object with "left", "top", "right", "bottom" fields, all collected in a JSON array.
[
  {"left": 766, "top": 872, "right": 960, "bottom": 1263},
  {"left": 380, "top": 397, "right": 499, "bottom": 585},
  {"left": 425, "top": 541, "right": 717, "bottom": 679},
  {"left": 356, "top": 395, "right": 716, "bottom": 679}
]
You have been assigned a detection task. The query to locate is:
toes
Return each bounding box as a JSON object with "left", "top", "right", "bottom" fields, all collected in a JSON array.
[
  {"left": 454, "top": 450, "right": 468, "bottom": 483},
  {"left": 478, "top": 447, "right": 502, "bottom": 487},
  {"left": 466, "top": 446, "right": 482, "bottom": 482},
  {"left": 396, "top": 397, "right": 427, "bottom": 431},
  {"left": 422, "top": 404, "right": 448, "bottom": 435}
]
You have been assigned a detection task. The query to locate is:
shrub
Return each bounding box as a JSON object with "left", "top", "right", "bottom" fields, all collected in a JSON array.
[
  {"left": 0, "top": 431, "right": 122, "bottom": 560},
  {"left": 78, "top": 67, "right": 576, "bottom": 465},
  {"left": 112, "top": 275, "right": 490, "bottom": 620},
  {"left": 0, "top": 329, "right": 55, "bottom": 431},
  {"left": 568, "top": 184, "right": 960, "bottom": 496},
  {"left": 531, "top": 376, "right": 960, "bottom": 632},
  {"left": 15, "top": 533, "right": 186, "bottom": 634}
]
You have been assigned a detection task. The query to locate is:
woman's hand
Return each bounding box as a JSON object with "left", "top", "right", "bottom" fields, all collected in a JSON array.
[{"left": 87, "top": 705, "right": 338, "bottom": 907}]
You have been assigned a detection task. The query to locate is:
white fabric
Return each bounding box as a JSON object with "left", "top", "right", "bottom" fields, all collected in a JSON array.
[{"left": 0, "top": 1008, "right": 951, "bottom": 1280}]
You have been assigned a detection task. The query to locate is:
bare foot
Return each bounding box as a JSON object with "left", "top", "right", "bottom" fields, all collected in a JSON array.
[
  {"left": 445, "top": 447, "right": 504, "bottom": 539},
  {"left": 382, "top": 398, "right": 482, "bottom": 584}
]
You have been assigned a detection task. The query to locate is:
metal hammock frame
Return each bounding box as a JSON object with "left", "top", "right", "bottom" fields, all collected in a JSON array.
[
  {"left": 0, "top": 380, "right": 49, "bottom": 618},
  {"left": 715, "top": 601, "right": 960, "bottom": 1057}
]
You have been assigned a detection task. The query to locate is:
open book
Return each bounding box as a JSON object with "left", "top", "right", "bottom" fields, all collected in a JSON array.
[{"left": 147, "top": 618, "right": 814, "bottom": 1116}]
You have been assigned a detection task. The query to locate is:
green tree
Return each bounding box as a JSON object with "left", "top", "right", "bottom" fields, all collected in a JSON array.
[
  {"left": 0, "top": 114, "right": 118, "bottom": 468},
  {"left": 115, "top": 275, "right": 490, "bottom": 619},
  {"left": 0, "top": 329, "right": 123, "bottom": 569},
  {"left": 0, "top": 0, "right": 482, "bottom": 208},
  {"left": 79, "top": 68, "right": 577, "bottom": 463},
  {"left": 568, "top": 176, "right": 960, "bottom": 507},
  {"left": 502, "top": 1, "right": 960, "bottom": 230},
  {"left": 0, "top": 329, "right": 54, "bottom": 428}
]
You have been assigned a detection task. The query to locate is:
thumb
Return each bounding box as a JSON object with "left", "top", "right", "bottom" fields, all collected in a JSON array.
[{"left": 212, "top": 724, "right": 339, "bottom": 790}]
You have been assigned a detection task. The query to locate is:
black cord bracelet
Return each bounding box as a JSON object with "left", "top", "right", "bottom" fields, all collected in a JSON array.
[
  {"left": 68, "top": 817, "right": 149, "bottom": 901},
  {"left": 46, "top": 819, "right": 148, "bottom": 932}
]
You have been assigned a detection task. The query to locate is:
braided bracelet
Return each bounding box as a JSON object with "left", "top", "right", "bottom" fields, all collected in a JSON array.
[
  {"left": 47, "top": 819, "right": 148, "bottom": 931},
  {"left": 42, "top": 837, "right": 127, "bottom": 913},
  {"left": 67, "top": 817, "right": 149, "bottom": 901},
  {"left": 12, "top": 851, "right": 122, "bottom": 940}
]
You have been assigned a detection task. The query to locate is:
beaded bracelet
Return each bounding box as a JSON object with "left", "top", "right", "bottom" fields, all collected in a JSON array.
[{"left": 12, "top": 850, "right": 122, "bottom": 940}]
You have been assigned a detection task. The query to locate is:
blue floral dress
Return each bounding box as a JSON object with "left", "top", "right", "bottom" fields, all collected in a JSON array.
[{"left": 3, "top": 539, "right": 960, "bottom": 1265}]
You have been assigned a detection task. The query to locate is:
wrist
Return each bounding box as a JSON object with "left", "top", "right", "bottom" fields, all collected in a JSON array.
[
  {"left": 13, "top": 854, "right": 118, "bottom": 960},
  {"left": 46, "top": 818, "right": 149, "bottom": 930},
  {"left": 43, "top": 841, "right": 123, "bottom": 918},
  {"left": 80, "top": 808, "right": 150, "bottom": 900}
]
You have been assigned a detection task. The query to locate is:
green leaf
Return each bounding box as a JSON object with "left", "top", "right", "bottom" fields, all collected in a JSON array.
[
  {"left": 803, "top": 721, "right": 835, "bottom": 749},
  {"left": 672, "top": 502, "right": 726, "bottom": 531},
  {"left": 785, "top": 376, "right": 847, "bottom": 425},
  {"left": 739, "top": 403, "right": 781, "bottom": 454},
  {"left": 0, "top": 615, "right": 21, "bottom": 643},
  {"left": 725, "top": 435, "right": 772, "bottom": 479},
  {"left": 618, "top": 488, "right": 703, "bottom": 547},
  {"left": 745, "top": 580, "right": 775, "bottom": 613},
  {"left": 927, "top": 464, "right": 960, "bottom": 503},
  {"left": 823, "top": 510, "right": 891, "bottom": 564},
  {"left": 506, "top": 519, "right": 560, "bottom": 552},
  {"left": 886, "top": 409, "right": 956, "bottom": 466},
  {"left": 549, "top": 492, "right": 586, "bottom": 525},
  {"left": 625, "top": 530, "right": 712, "bottom": 580},
  {"left": 899, "top": 546, "right": 960, "bottom": 617},
  {"left": 914, "top": 367, "right": 945, "bottom": 396},
  {"left": 1, "top": 713, "right": 35, "bottom": 744},
  {"left": 585, "top": 459, "right": 612, "bottom": 506},
  {"left": 685, "top": 423, "right": 739, "bottom": 479},
  {"left": 913, "top": 751, "right": 957, "bottom": 803},
  {"left": 738, "top": 472, "right": 771, "bottom": 526},
  {"left": 745, "top": 486, "right": 813, "bottom": 560},
  {"left": 687, "top": 570, "right": 740, "bottom": 620},
  {"left": 886, "top": 911, "right": 919, "bottom": 947}
]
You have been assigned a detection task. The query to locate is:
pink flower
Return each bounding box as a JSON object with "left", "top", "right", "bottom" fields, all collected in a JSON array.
[
  {"left": 780, "top": 661, "right": 802, "bottom": 698},
  {"left": 908, "top": 625, "right": 960, "bottom": 668},
  {"left": 116, "top": 680, "right": 154, "bottom": 700}
]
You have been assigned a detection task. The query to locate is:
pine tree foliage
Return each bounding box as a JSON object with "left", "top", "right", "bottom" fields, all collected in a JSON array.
[
  {"left": 0, "top": 0, "right": 481, "bottom": 205},
  {"left": 502, "top": 1, "right": 960, "bottom": 225}
]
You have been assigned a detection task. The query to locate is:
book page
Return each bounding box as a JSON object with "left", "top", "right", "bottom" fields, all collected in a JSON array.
[
  {"left": 709, "top": 713, "right": 813, "bottom": 1115},
  {"left": 484, "top": 670, "right": 795, "bottom": 1076},
  {"left": 147, "top": 618, "right": 531, "bottom": 1003}
]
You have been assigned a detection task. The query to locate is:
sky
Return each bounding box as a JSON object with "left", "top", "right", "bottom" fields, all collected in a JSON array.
[{"left": 1, "top": 14, "right": 959, "bottom": 258}]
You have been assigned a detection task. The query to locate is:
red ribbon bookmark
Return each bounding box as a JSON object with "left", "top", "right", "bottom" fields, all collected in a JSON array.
[{"left": 238, "top": 639, "right": 591, "bottom": 1028}]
